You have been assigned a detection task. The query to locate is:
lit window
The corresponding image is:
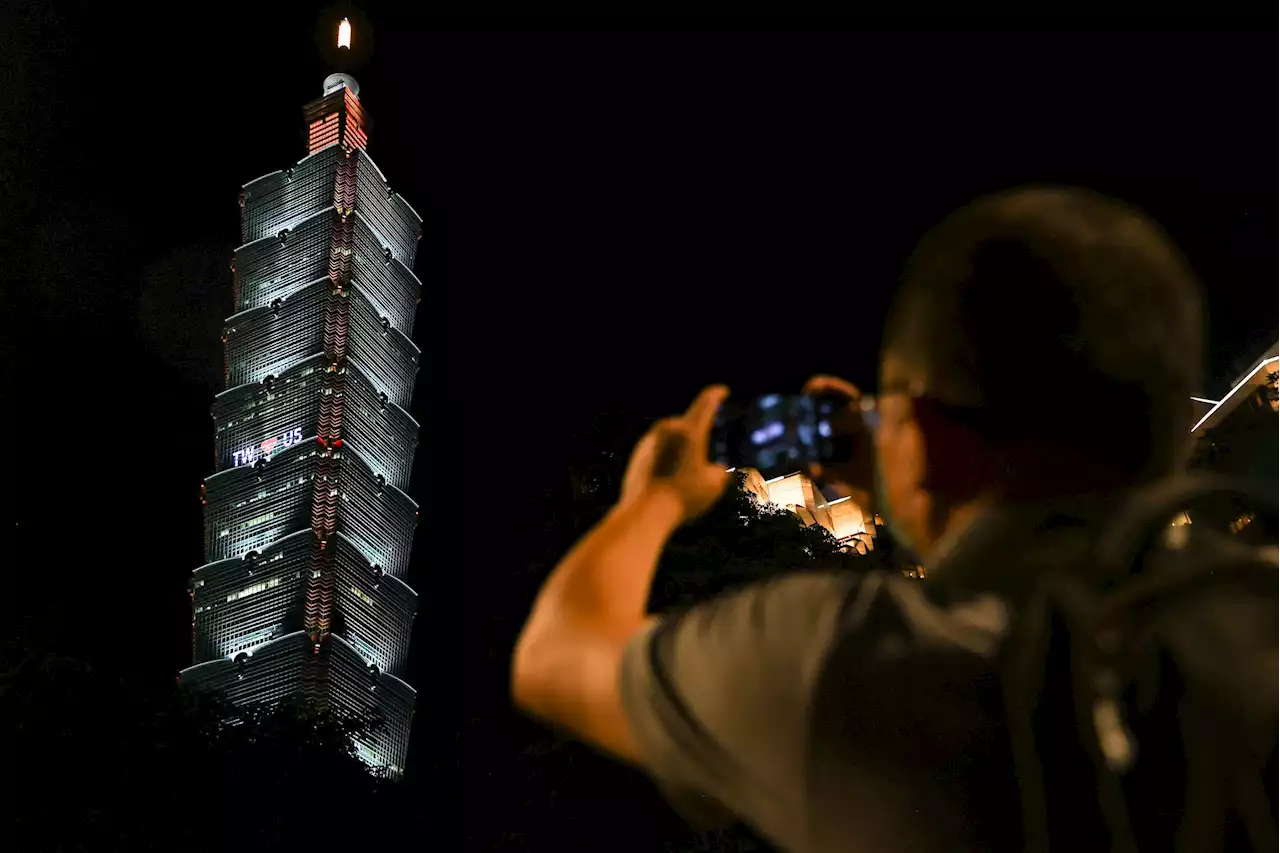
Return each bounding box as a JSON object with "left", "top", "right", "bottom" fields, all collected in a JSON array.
[
  {"left": 226, "top": 576, "right": 281, "bottom": 603},
  {"left": 238, "top": 512, "right": 276, "bottom": 531}
]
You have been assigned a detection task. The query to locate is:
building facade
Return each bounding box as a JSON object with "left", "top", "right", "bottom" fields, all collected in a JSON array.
[
  {"left": 180, "top": 62, "right": 423, "bottom": 777},
  {"left": 737, "top": 468, "right": 878, "bottom": 553},
  {"left": 1184, "top": 342, "right": 1278, "bottom": 540},
  {"left": 1189, "top": 342, "right": 1278, "bottom": 470}
]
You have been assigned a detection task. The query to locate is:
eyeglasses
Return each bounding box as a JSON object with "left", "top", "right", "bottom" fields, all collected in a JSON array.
[
  {"left": 854, "top": 396, "right": 882, "bottom": 431},
  {"left": 849, "top": 379, "right": 925, "bottom": 431},
  {"left": 855, "top": 379, "right": 993, "bottom": 432}
]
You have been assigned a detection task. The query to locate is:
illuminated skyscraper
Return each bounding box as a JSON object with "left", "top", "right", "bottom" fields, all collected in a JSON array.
[{"left": 180, "top": 23, "right": 422, "bottom": 776}]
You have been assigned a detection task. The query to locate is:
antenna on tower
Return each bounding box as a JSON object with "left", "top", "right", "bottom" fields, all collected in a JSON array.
[{"left": 324, "top": 17, "right": 360, "bottom": 96}]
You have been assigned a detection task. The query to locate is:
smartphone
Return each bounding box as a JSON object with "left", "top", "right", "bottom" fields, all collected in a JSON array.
[{"left": 711, "top": 394, "right": 840, "bottom": 481}]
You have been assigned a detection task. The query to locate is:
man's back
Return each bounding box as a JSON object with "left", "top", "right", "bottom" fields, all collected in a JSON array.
[
  {"left": 620, "top": 497, "right": 1113, "bottom": 852},
  {"left": 804, "top": 573, "right": 1017, "bottom": 852},
  {"left": 806, "top": 492, "right": 1275, "bottom": 853}
]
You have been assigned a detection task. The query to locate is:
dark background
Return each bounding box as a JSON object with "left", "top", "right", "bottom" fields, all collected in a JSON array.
[{"left": 1, "top": 5, "right": 1275, "bottom": 848}]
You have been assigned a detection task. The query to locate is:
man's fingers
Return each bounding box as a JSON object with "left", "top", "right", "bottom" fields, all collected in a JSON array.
[
  {"left": 804, "top": 374, "right": 861, "bottom": 401},
  {"left": 684, "top": 384, "right": 729, "bottom": 452}
]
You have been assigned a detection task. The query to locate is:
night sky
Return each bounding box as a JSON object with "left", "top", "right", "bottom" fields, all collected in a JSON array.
[{"left": 2, "top": 5, "right": 1275, "bottom": 845}]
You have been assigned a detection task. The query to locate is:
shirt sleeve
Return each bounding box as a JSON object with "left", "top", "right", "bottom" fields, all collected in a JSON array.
[{"left": 617, "top": 570, "right": 861, "bottom": 846}]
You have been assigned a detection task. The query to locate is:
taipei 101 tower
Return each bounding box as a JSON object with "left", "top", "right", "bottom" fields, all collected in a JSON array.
[{"left": 180, "top": 18, "right": 423, "bottom": 776}]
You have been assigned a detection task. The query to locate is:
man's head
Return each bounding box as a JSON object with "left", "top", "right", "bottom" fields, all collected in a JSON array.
[{"left": 873, "top": 187, "right": 1204, "bottom": 559}]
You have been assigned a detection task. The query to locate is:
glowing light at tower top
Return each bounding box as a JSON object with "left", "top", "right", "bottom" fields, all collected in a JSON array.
[{"left": 337, "top": 18, "right": 352, "bottom": 49}]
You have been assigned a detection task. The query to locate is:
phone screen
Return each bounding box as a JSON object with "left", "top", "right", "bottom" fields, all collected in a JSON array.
[{"left": 711, "top": 394, "right": 838, "bottom": 481}]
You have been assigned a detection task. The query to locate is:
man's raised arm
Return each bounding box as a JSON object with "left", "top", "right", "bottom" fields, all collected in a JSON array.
[{"left": 511, "top": 386, "right": 730, "bottom": 762}]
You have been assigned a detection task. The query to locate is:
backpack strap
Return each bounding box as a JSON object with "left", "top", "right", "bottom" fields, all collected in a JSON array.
[
  {"left": 1007, "top": 475, "right": 1278, "bottom": 853},
  {"left": 1092, "top": 479, "right": 1278, "bottom": 853},
  {"left": 1005, "top": 570, "right": 1142, "bottom": 853}
]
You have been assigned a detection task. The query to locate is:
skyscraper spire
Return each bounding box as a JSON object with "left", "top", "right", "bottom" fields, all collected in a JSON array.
[{"left": 326, "top": 17, "right": 360, "bottom": 97}]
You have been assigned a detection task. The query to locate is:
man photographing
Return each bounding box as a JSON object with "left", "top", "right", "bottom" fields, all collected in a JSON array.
[{"left": 512, "top": 187, "right": 1276, "bottom": 852}]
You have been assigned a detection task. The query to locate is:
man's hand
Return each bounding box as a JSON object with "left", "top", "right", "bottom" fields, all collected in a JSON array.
[
  {"left": 620, "top": 385, "right": 731, "bottom": 522},
  {"left": 803, "top": 375, "right": 876, "bottom": 512}
]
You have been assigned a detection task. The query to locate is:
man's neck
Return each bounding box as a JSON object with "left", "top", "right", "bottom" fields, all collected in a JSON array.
[
  {"left": 925, "top": 498, "right": 996, "bottom": 569},
  {"left": 924, "top": 489, "right": 1122, "bottom": 596}
]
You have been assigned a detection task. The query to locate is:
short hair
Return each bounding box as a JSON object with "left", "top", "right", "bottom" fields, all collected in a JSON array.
[{"left": 883, "top": 186, "right": 1204, "bottom": 482}]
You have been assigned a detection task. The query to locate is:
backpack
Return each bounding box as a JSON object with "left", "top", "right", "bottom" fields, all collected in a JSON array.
[{"left": 1003, "top": 474, "right": 1279, "bottom": 853}]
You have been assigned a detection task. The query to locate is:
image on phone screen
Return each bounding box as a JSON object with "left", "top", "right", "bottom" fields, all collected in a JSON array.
[{"left": 711, "top": 394, "right": 837, "bottom": 481}]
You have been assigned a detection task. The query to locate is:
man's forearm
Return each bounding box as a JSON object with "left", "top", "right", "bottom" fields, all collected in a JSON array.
[
  {"left": 520, "top": 485, "right": 684, "bottom": 644},
  {"left": 511, "top": 388, "right": 726, "bottom": 760},
  {"left": 511, "top": 485, "right": 685, "bottom": 760}
]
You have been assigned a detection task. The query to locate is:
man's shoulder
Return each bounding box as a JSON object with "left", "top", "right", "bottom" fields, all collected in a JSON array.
[
  {"left": 814, "top": 569, "right": 1013, "bottom": 658},
  {"left": 725, "top": 568, "right": 1014, "bottom": 658}
]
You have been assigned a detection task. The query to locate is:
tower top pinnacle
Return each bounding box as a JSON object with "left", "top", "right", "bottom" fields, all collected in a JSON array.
[{"left": 324, "top": 18, "right": 359, "bottom": 96}]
